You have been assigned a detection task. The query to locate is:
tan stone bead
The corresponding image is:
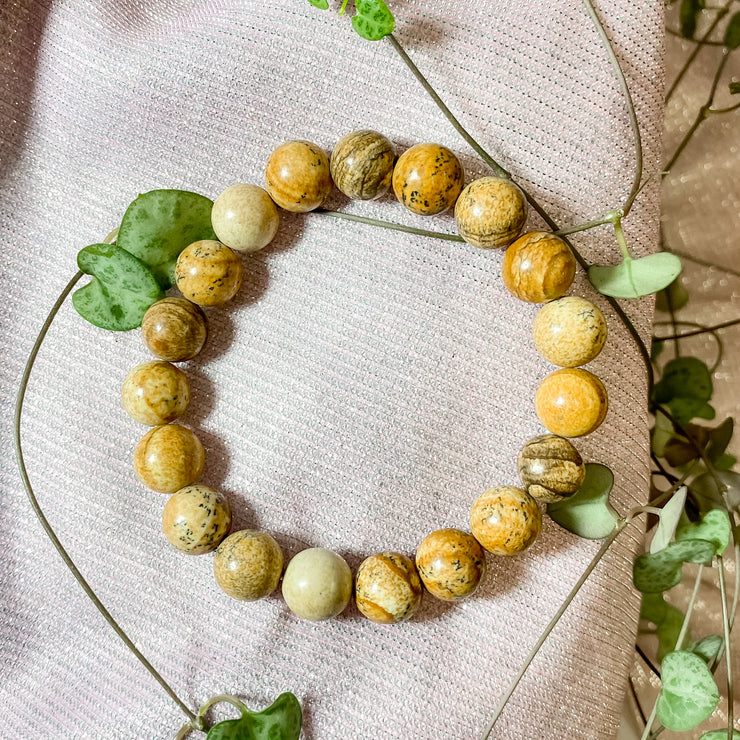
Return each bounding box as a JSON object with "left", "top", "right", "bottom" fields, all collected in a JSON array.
[
  {"left": 535, "top": 368, "right": 608, "bottom": 438},
  {"left": 517, "top": 434, "right": 585, "bottom": 503},
  {"left": 532, "top": 296, "right": 607, "bottom": 367},
  {"left": 392, "top": 143, "right": 463, "bottom": 216},
  {"left": 213, "top": 530, "right": 284, "bottom": 601},
  {"left": 282, "top": 547, "right": 353, "bottom": 621},
  {"left": 330, "top": 129, "right": 395, "bottom": 201},
  {"left": 355, "top": 552, "right": 422, "bottom": 624},
  {"left": 415, "top": 528, "right": 486, "bottom": 602},
  {"left": 121, "top": 361, "right": 190, "bottom": 426},
  {"left": 470, "top": 487, "right": 541, "bottom": 556},
  {"left": 133, "top": 424, "right": 205, "bottom": 493},
  {"left": 502, "top": 231, "right": 576, "bottom": 303},
  {"left": 175, "top": 240, "right": 243, "bottom": 307},
  {"left": 265, "top": 140, "right": 333, "bottom": 212},
  {"left": 162, "top": 485, "right": 231, "bottom": 555},
  {"left": 141, "top": 298, "right": 207, "bottom": 362},
  {"left": 211, "top": 184, "right": 279, "bottom": 253},
  {"left": 454, "top": 176, "right": 528, "bottom": 249}
]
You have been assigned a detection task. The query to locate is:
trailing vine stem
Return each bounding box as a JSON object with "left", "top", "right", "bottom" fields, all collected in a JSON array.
[
  {"left": 653, "top": 318, "right": 740, "bottom": 342},
  {"left": 653, "top": 319, "right": 726, "bottom": 373},
  {"left": 718, "top": 555, "right": 735, "bottom": 737},
  {"left": 315, "top": 208, "right": 465, "bottom": 241},
  {"left": 664, "top": 248, "right": 740, "bottom": 278}
]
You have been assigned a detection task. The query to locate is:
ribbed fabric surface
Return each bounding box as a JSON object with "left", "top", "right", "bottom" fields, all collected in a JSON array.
[{"left": 1, "top": 1, "right": 662, "bottom": 738}]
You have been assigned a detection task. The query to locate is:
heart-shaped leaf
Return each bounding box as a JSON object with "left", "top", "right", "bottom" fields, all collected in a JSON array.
[
  {"left": 680, "top": 0, "right": 705, "bottom": 39},
  {"left": 351, "top": 0, "right": 395, "bottom": 40},
  {"left": 651, "top": 486, "right": 688, "bottom": 554},
  {"left": 307, "top": 0, "right": 329, "bottom": 8},
  {"left": 707, "top": 418, "right": 734, "bottom": 463},
  {"left": 676, "top": 509, "right": 731, "bottom": 556},
  {"left": 206, "top": 694, "right": 302, "bottom": 740},
  {"left": 546, "top": 463, "right": 618, "bottom": 539},
  {"left": 690, "top": 471, "right": 740, "bottom": 513},
  {"left": 724, "top": 12, "right": 740, "bottom": 49},
  {"left": 657, "top": 651, "right": 719, "bottom": 731},
  {"left": 700, "top": 730, "right": 740, "bottom": 739},
  {"left": 655, "top": 277, "right": 689, "bottom": 312},
  {"left": 72, "top": 243, "right": 164, "bottom": 331},
  {"left": 588, "top": 252, "right": 682, "bottom": 299},
  {"left": 690, "top": 635, "right": 723, "bottom": 664},
  {"left": 653, "top": 357, "right": 714, "bottom": 425},
  {"left": 633, "top": 540, "right": 715, "bottom": 593},
  {"left": 117, "top": 189, "right": 217, "bottom": 288},
  {"left": 731, "top": 82, "right": 740, "bottom": 95}
]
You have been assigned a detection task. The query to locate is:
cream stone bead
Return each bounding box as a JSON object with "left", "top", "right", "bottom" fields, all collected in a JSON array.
[
  {"left": 355, "top": 552, "right": 422, "bottom": 624},
  {"left": 211, "top": 184, "right": 279, "bottom": 253},
  {"left": 121, "top": 361, "right": 190, "bottom": 426},
  {"left": 213, "top": 530, "right": 284, "bottom": 601},
  {"left": 162, "top": 485, "right": 231, "bottom": 555}
]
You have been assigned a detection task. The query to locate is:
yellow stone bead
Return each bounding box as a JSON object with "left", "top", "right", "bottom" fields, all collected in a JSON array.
[
  {"left": 517, "top": 434, "right": 585, "bottom": 503},
  {"left": 265, "top": 140, "right": 333, "bottom": 212},
  {"left": 502, "top": 231, "right": 576, "bottom": 303},
  {"left": 470, "top": 487, "right": 541, "bottom": 556},
  {"left": 121, "top": 361, "right": 190, "bottom": 426},
  {"left": 392, "top": 143, "right": 463, "bottom": 216},
  {"left": 330, "top": 129, "right": 395, "bottom": 200},
  {"left": 454, "top": 176, "right": 528, "bottom": 249},
  {"left": 175, "top": 240, "right": 243, "bottom": 307},
  {"left": 211, "top": 184, "right": 279, "bottom": 253},
  {"left": 415, "top": 528, "right": 486, "bottom": 602},
  {"left": 162, "top": 485, "right": 231, "bottom": 555},
  {"left": 213, "top": 530, "right": 284, "bottom": 601},
  {"left": 133, "top": 424, "right": 205, "bottom": 493},
  {"left": 532, "top": 296, "right": 607, "bottom": 367},
  {"left": 535, "top": 368, "right": 608, "bottom": 438},
  {"left": 355, "top": 552, "right": 422, "bottom": 624},
  {"left": 141, "top": 298, "right": 207, "bottom": 362}
]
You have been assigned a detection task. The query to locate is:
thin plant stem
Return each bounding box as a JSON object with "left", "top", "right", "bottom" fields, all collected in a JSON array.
[
  {"left": 654, "top": 318, "right": 740, "bottom": 341},
  {"left": 709, "top": 101, "right": 740, "bottom": 115},
  {"left": 666, "top": 26, "right": 727, "bottom": 46},
  {"left": 718, "top": 555, "right": 735, "bottom": 736},
  {"left": 653, "top": 319, "right": 725, "bottom": 371},
  {"left": 629, "top": 676, "right": 649, "bottom": 726},
  {"left": 13, "top": 272, "right": 197, "bottom": 727},
  {"left": 636, "top": 643, "right": 662, "bottom": 679},
  {"left": 553, "top": 211, "right": 621, "bottom": 236},
  {"left": 664, "top": 248, "right": 740, "bottom": 278}
]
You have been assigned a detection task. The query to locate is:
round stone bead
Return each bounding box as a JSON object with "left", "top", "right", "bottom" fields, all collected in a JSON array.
[
  {"left": 392, "top": 143, "right": 463, "bottom": 216},
  {"left": 535, "top": 368, "right": 608, "bottom": 438},
  {"left": 470, "top": 487, "right": 541, "bottom": 556},
  {"left": 141, "top": 298, "right": 207, "bottom": 362},
  {"left": 121, "top": 361, "right": 190, "bottom": 426},
  {"left": 415, "top": 528, "right": 486, "bottom": 602},
  {"left": 213, "top": 530, "right": 284, "bottom": 601},
  {"left": 502, "top": 231, "right": 576, "bottom": 303},
  {"left": 330, "top": 129, "right": 395, "bottom": 200},
  {"left": 517, "top": 434, "right": 585, "bottom": 503},
  {"left": 454, "top": 176, "right": 528, "bottom": 249},
  {"left": 532, "top": 296, "right": 607, "bottom": 367},
  {"left": 265, "top": 140, "right": 333, "bottom": 212},
  {"left": 355, "top": 552, "right": 422, "bottom": 624},
  {"left": 133, "top": 424, "right": 205, "bottom": 493},
  {"left": 211, "top": 184, "right": 279, "bottom": 253},
  {"left": 175, "top": 240, "right": 243, "bottom": 306},
  {"left": 282, "top": 547, "right": 353, "bottom": 621},
  {"left": 162, "top": 485, "right": 231, "bottom": 555}
]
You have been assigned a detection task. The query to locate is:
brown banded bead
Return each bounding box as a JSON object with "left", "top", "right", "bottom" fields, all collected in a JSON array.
[
  {"left": 517, "top": 434, "right": 586, "bottom": 503},
  {"left": 330, "top": 130, "right": 395, "bottom": 200}
]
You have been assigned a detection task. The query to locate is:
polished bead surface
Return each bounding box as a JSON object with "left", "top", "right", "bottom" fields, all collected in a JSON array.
[
  {"left": 282, "top": 547, "right": 353, "bottom": 621},
  {"left": 175, "top": 240, "right": 243, "bottom": 306},
  {"left": 133, "top": 424, "right": 205, "bottom": 493},
  {"left": 535, "top": 368, "right": 608, "bottom": 437},
  {"left": 454, "top": 176, "right": 527, "bottom": 249},
  {"left": 265, "top": 140, "right": 332, "bottom": 212},
  {"left": 355, "top": 551, "right": 422, "bottom": 624},
  {"left": 532, "top": 296, "right": 607, "bottom": 367},
  {"left": 162, "top": 485, "right": 231, "bottom": 555},
  {"left": 517, "top": 434, "right": 585, "bottom": 502},
  {"left": 502, "top": 231, "right": 576, "bottom": 303},
  {"left": 213, "top": 529, "right": 284, "bottom": 601},
  {"left": 141, "top": 297, "right": 207, "bottom": 362},
  {"left": 415, "top": 528, "right": 486, "bottom": 602},
  {"left": 330, "top": 129, "right": 395, "bottom": 200},
  {"left": 121, "top": 361, "right": 190, "bottom": 426},
  {"left": 392, "top": 143, "right": 463, "bottom": 216},
  {"left": 211, "top": 183, "right": 279, "bottom": 253},
  {"left": 470, "top": 487, "right": 541, "bottom": 556}
]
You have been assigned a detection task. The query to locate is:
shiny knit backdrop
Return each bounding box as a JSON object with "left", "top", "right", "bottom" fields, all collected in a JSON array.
[{"left": 0, "top": 1, "right": 662, "bottom": 738}]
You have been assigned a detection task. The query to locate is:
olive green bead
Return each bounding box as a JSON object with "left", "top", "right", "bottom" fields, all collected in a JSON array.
[{"left": 517, "top": 434, "right": 585, "bottom": 503}]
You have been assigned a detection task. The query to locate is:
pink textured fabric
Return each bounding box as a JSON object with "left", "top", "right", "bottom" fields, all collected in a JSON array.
[{"left": 0, "top": 1, "right": 662, "bottom": 738}]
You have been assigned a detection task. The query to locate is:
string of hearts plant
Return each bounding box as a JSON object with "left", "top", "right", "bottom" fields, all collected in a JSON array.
[{"left": 12, "top": 1, "right": 737, "bottom": 739}]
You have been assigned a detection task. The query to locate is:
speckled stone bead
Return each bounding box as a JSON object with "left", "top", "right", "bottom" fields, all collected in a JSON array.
[
  {"left": 265, "top": 140, "right": 333, "bottom": 212},
  {"left": 415, "top": 528, "right": 486, "bottom": 602},
  {"left": 211, "top": 184, "right": 279, "bottom": 253},
  {"left": 502, "top": 231, "right": 576, "bottom": 303},
  {"left": 517, "top": 434, "right": 585, "bottom": 503},
  {"left": 213, "top": 530, "right": 284, "bottom": 601},
  {"left": 282, "top": 547, "right": 353, "bottom": 621},
  {"left": 532, "top": 296, "right": 607, "bottom": 367},
  {"left": 454, "top": 177, "right": 528, "bottom": 249},
  {"left": 121, "top": 361, "right": 190, "bottom": 426},
  {"left": 162, "top": 485, "right": 231, "bottom": 555},
  {"left": 141, "top": 298, "right": 207, "bottom": 362},
  {"left": 535, "top": 368, "right": 608, "bottom": 438},
  {"left": 133, "top": 424, "right": 205, "bottom": 493},
  {"left": 355, "top": 552, "right": 422, "bottom": 624},
  {"left": 330, "top": 129, "right": 395, "bottom": 200},
  {"left": 175, "top": 240, "right": 243, "bottom": 306},
  {"left": 392, "top": 143, "right": 463, "bottom": 216},
  {"left": 470, "top": 487, "right": 541, "bottom": 556}
]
